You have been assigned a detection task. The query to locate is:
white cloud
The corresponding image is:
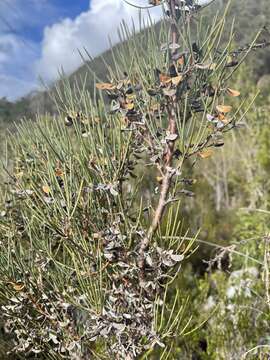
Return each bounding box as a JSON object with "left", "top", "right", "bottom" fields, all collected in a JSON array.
[
  {"left": 0, "top": 34, "right": 39, "bottom": 100},
  {"left": 0, "top": 34, "right": 21, "bottom": 68},
  {"left": 0, "top": 74, "right": 37, "bottom": 100},
  {"left": 35, "top": 0, "right": 162, "bottom": 81},
  {"left": 0, "top": 0, "right": 52, "bottom": 100}
]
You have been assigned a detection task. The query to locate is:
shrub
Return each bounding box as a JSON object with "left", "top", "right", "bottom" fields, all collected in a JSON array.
[{"left": 0, "top": 1, "right": 264, "bottom": 358}]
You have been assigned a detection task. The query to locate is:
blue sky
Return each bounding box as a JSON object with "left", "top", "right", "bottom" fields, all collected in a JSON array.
[
  {"left": 0, "top": 0, "right": 162, "bottom": 101},
  {"left": 7, "top": 1, "right": 90, "bottom": 43}
]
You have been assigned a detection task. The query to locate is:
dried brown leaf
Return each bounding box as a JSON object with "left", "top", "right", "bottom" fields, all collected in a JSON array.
[
  {"left": 216, "top": 105, "right": 232, "bottom": 113},
  {"left": 171, "top": 75, "right": 183, "bottom": 86},
  {"left": 199, "top": 149, "right": 214, "bottom": 159},
  {"left": 227, "top": 88, "right": 241, "bottom": 97},
  {"left": 42, "top": 185, "right": 51, "bottom": 194},
  {"left": 96, "top": 83, "right": 116, "bottom": 90}
]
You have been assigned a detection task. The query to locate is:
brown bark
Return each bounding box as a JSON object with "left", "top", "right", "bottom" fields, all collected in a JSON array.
[{"left": 138, "top": 0, "right": 179, "bottom": 278}]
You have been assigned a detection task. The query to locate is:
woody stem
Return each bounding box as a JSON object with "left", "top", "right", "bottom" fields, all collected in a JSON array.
[{"left": 138, "top": 0, "right": 179, "bottom": 278}]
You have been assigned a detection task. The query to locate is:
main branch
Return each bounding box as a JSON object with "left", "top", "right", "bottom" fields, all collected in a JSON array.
[{"left": 139, "top": 0, "right": 179, "bottom": 279}]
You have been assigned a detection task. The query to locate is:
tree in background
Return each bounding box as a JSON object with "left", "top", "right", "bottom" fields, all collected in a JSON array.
[{"left": 0, "top": 0, "right": 265, "bottom": 359}]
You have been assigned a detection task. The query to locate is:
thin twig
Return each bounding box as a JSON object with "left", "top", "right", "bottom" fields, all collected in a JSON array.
[
  {"left": 164, "top": 236, "right": 264, "bottom": 266},
  {"left": 123, "top": 0, "right": 165, "bottom": 9}
]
